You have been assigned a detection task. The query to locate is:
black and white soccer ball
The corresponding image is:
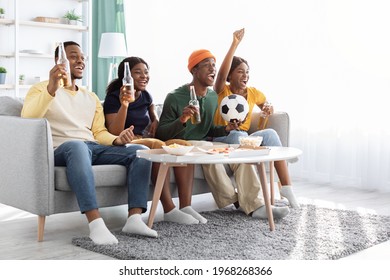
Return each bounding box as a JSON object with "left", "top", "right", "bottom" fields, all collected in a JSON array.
[{"left": 220, "top": 94, "right": 249, "bottom": 123}]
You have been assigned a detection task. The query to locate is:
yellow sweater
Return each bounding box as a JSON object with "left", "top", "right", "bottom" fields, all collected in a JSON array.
[{"left": 21, "top": 81, "right": 116, "bottom": 148}]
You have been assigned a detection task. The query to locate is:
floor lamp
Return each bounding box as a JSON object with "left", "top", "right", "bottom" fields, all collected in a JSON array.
[{"left": 98, "top": 32, "right": 128, "bottom": 84}]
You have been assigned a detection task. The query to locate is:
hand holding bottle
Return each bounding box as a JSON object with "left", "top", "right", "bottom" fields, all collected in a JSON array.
[
  {"left": 47, "top": 63, "right": 69, "bottom": 96},
  {"left": 121, "top": 62, "right": 135, "bottom": 106},
  {"left": 179, "top": 105, "right": 199, "bottom": 124},
  {"left": 189, "top": 85, "right": 201, "bottom": 124},
  {"left": 56, "top": 42, "right": 71, "bottom": 88},
  {"left": 258, "top": 101, "right": 273, "bottom": 130},
  {"left": 119, "top": 85, "right": 135, "bottom": 107}
]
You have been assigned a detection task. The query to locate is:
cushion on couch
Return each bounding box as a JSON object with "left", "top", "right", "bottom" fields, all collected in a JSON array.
[{"left": 0, "top": 96, "right": 23, "bottom": 116}]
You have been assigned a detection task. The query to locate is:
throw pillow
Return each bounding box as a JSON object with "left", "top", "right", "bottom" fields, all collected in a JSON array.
[{"left": 0, "top": 96, "right": 23, "bottom": 116}]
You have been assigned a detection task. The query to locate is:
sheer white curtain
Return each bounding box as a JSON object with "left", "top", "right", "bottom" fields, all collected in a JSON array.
[{"left": 124, "top": 0, "right": 390, "bottom": 192}]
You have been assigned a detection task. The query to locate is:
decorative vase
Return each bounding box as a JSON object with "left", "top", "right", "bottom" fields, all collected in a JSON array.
[{"left": 0, "top": 73, "right": 6, "bottom": 84}]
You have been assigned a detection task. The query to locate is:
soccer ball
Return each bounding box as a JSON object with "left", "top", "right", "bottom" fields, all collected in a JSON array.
[{"left": 220, "top": 94, "right": 249, "bottom": 123}]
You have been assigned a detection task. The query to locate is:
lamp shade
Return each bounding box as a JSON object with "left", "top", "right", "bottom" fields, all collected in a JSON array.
[{"left": 98, "top": 32, "right": 128, "bottom": 58}]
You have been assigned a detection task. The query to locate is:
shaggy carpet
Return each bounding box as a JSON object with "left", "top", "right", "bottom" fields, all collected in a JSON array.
[{"left": 72, "top": 204, "right": 390, "bottom": 260}]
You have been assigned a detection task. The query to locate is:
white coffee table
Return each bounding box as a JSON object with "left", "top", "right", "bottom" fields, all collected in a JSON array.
[{"left": 137, "top": 146, "right": 302, "bottom": 231}]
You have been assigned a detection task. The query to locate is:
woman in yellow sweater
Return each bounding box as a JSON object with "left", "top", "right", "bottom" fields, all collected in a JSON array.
[{"left": 211, "top": 28, "right": 299, "bottom": 209}]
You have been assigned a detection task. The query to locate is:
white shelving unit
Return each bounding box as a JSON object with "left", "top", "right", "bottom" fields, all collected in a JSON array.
[{"left": 0, "top": 0, "right": 91, "bottom": 98}]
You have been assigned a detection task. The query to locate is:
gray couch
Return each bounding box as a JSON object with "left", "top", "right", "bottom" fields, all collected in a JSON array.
[{"left": 0, "top": 96, "right": 290, "bottom": 241}]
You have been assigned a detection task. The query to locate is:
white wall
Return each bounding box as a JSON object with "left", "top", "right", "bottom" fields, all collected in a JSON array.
[
  {"left": 124, "top": 0, "right": 390, "bottom": 191},
  {"left": 124, "top": 0, "right": 390, "bottom": 106}
]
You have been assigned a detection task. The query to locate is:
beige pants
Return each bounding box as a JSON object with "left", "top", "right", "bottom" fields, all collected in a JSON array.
[{"left": 201, "top": 163, "right": 264, "bottom": 214}]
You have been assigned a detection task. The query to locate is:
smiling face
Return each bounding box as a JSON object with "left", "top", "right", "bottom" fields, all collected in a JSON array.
[
  {"left": 228, "top": 62, "right": 249, "bottom": 91},
  {"left": 192, "top": 57, "right": 216, "bottom": 87},
  {"left": 65, "top": 44, "right": 85, "bottom": 80},
  {"left": 131, "top": 62, "right": 149, "bottom": 91}
]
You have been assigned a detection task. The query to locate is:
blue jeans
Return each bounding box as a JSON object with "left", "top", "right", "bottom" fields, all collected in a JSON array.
[
  {"left": 213, "top": 129, "right": 282, "bottom": 146},
  {"left": 54, "top": 141, "right": 152, "bottom": 213}
]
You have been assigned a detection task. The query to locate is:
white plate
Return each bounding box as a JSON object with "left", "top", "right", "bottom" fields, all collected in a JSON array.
[{"left": 205, "top": 147, "right": 234, "bottom": 155}]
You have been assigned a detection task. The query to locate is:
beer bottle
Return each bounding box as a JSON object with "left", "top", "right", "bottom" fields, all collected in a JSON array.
[
  {"left": 56, "top": 42, "right": 71, "bottom": 87},
  {"left": 122, "top": 62, "right": 135, "bottom": 102},
  {"left": 189, "top": 85, "right": 201, "bottom": 124}
]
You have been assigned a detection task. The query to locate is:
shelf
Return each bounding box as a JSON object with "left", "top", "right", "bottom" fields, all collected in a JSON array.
[
  {"left": 19, "top": 85, "right": 33, "bottom": 89},
  {"left": 0, "top": 19, "right": 15, "bottom": 25},
  {"left": 19, "top": 53, "right": 53, "bottom": 58},
  {"left": 19, "top": 20, "right": 88, "bottom": 31},
  {"left": 0, "top": 84, "right": 14, "bottom": 90},
  {"left": 0, "top": 53, "right": 15, "bottom": 58}
]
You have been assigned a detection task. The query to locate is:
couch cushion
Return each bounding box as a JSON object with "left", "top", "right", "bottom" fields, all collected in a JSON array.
[
  {"left": 55, "top": 165, "right": 127, "bottom": 191},
  {"left": 0, "top": 96, "right": 23, "bottom": 116}
]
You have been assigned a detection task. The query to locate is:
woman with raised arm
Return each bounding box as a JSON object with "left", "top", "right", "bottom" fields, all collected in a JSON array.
[{"left": 210, "top": 29, "right": 300, "bottom": 208}]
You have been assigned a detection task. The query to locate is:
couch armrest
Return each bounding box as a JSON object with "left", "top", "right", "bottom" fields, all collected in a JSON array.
[
  {"left": 0, "top": 116, "right": 55, "bottom": 215},
  {"left": 248, "top": 108, "right": 290, "bottom": 147}
]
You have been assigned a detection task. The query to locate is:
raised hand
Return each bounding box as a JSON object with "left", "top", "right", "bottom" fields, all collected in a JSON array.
[
  {"left": 233, "top": 28, "right": 245, "bottom": 45},
  {"left": 119, "top": 85, "right": 135, "bottom": 107},
  {"left": 47, "top": 64, "right": 68, "bottom": 96}
]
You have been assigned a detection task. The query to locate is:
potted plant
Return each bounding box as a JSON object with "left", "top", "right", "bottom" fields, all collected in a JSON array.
[
  {"left": 0, "top": 8, "right": 5, "bottom": 19},
  {"left": 0, "top": 67, "right": 6, "bottom": 84},
  {"left": 63, "top": 9, "right": 82, "bottom": 25},
  {"left": 19, "top": 74, "right": 25, "bottom": 85}
]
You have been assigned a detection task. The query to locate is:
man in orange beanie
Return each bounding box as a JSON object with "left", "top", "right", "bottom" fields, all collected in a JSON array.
[
  {"left": 156, "top": 49, "right": 237, "bottom": 223},
  {"left": 156, "top": 48, "right": 290, "bottom": 221},
  {"left": 156, "top": 49, "right": 231, "bottom": 141}
]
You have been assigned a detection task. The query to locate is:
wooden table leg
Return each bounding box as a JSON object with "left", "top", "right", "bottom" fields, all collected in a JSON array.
[
  {"left": 256, "top": 162, "right": 275, "bottom": 231},
  {"left": 147, "top": 163, "right": 170, "bottom": 228},
  {"left": 269, "top": 161, "right": 275, "bottom": 205}
]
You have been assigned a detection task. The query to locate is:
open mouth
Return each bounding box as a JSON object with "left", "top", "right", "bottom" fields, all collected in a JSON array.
[
  {"left": 240, "top": 80, "right": 247, "bottom": 86},
  {"left": 137, "top": 80, "right": 148, "bottom": 88},
  {"left": 74, "top": 65, "right": 84, "bottom": 72}
]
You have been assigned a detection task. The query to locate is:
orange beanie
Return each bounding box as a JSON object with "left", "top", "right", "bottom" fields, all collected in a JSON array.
[{"left": 187, "top": 49, "right": 216, "bottom": 72}]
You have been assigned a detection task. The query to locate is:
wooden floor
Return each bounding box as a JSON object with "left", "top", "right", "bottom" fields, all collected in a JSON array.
[{"left": 0, "top": 178, "right": 389, "bottom": 260}]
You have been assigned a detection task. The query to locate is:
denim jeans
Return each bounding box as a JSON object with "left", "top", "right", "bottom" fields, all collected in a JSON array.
[
  {"left": 54, "top": 141, "right": 152, "bottom": 213},
  {"left": 213, "top": 128, "right": 282, "bottom": 147}
]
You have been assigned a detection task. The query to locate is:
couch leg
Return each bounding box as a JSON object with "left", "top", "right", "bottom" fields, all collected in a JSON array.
[{"left": 38, "top": 216, "right": 46, "bottom": 242}]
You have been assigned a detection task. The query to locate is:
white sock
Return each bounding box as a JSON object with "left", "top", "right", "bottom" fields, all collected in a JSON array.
[
  {"left": 122, "top": 214, "right": 158, "bottom": 238},
  {"left": 280, "top": 185, "right": 300, "bottom": 208},
  {"left": 164, "top": 207, "right": 199, "bottom": 224},
  {"left": 252, "top": 205, "right": 290, "bottom": 219},
  {"left": 180, "top": 206, "right": 208, "bottom": 224},
  {"left": 88, "top": 218, "right": 118, "bottom": 245}
]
